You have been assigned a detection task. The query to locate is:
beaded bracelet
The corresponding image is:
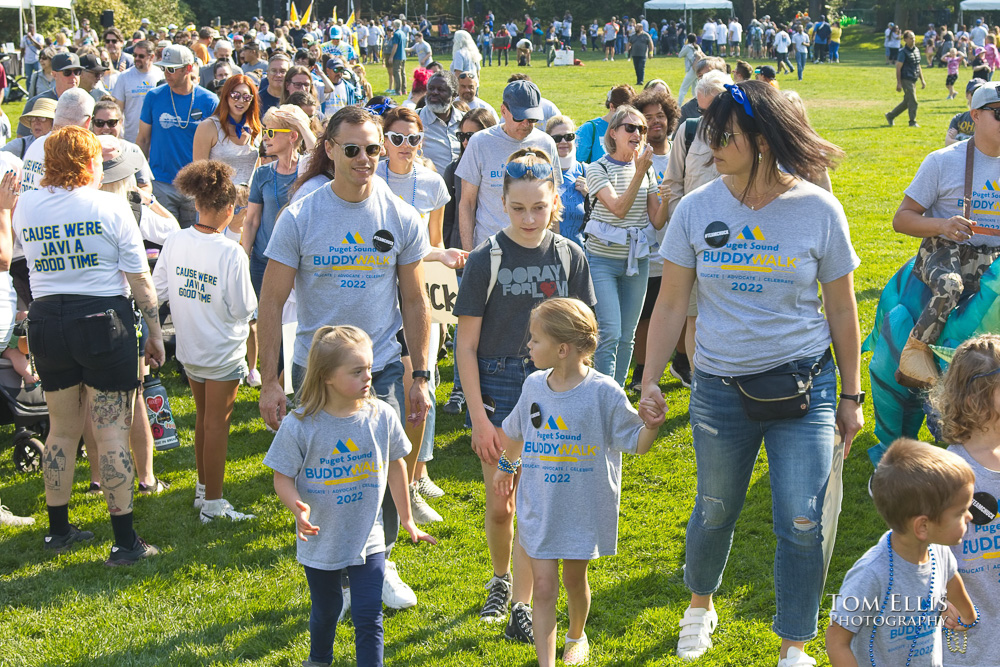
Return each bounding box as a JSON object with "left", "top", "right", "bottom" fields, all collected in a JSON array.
[
  {"left": 956, "top": 605, "right": 980, "bottom": 629},
  {"left": 497, "top": 452, "right": 521, "bottom": 474}
]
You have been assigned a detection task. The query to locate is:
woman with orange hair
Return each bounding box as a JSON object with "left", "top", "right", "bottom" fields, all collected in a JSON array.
[
  {"left": 9, "top": 126, "right": 167, "bottom": 566},
  {"left": 192, "top": 73, "right": 262, "bottom": 186}
]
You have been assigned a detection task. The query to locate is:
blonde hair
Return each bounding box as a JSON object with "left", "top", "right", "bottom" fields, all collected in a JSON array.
[
  {"left": 604, "top": 104, "right": 646, "bottom": 154},
  {"left": 295, "top": 325, "right": 373, "bottom": 418},
  {"left": 871, "top": 438, "right": 974, "bottom": 531},
  {"left": 930, "top": 334, "right": 1000, "bottom": 443},
  {"left": 501, "top": 148, "right": 563, "bottom": 226},
  {"left": 99, "top": 173, "right": 137, "bottom": 199},
  {"left": 531, "top": 298, "right": 598, "bottom": 364}
]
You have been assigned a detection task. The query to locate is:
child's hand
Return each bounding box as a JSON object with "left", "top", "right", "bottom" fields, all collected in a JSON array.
[
  {"left": 403, "top": 522, "right": 438, "bottom": 545},
  {"left": 494, "top": 468, "right": 515, "bottom": 497},
  {"left": 639, "top": 396, "right": 667, "bottom": 429},
  {"left": 941, "top": 600, "right": 962, "bottom": 630},
  {"left": 294, "top": 500, "right": 320, "bottom": 541}
]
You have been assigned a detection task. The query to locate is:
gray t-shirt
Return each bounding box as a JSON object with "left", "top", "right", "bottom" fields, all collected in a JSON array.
[
  {"left": 377, "top": 161, "right": 450, "bottom": 219},
  {"left": 905, "top": 140, "right": 1000, "bottom": 247},
  {"left": 831, "top": 531, "right": 957, "bottom": 667},
  {"left": 661, "top": 178, "right": 860, "bottom": 375},
  {"left": 945, "top": 445, "right": 998, "bottom": 667},
  {"left": 263, "top": 400, "right": 410, "bottom": 570},
  {"left": 455, "top": 124, "right": 562, "bottom": 247},
  {"left": 265, "top": 179, "right": 430, "bottom": 370},
  {"left": 111, "top": 65, "right": 165, "bottom": 143},
  {"left": 453, "top": 229, "right": 595, "bottom": 358},
  {"left": 502, "top": 368, "right": 643, "bottom": 560}
]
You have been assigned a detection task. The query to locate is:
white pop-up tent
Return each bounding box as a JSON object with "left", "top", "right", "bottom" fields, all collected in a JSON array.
[
  {"left": 0, "top": 0, "right": 76, "bottom": 58},
  {"left": 644, "top": 0, "right": 734, "bottom": 29},
  {"left": 959, "top": 0, "right": 1000, "bottom": 27}
]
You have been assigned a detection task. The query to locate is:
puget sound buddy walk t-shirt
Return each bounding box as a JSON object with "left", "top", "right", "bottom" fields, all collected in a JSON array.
[
  {"left": 661, "top": 178, "right": 860, "bottom": 376},
  {"left": 265, "top": 179, "right": 430, "bottom": 371},
  {"left": 263, "top": 399, "right": 410, "bottom": 570},
  {"left": 502, "top": 368, "right": 646, "bottom": 560}
]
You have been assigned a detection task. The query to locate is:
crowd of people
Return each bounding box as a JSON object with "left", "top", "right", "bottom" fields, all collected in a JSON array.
[{"left": 1, "top": 8, "right": 1000, "bottom": 667}]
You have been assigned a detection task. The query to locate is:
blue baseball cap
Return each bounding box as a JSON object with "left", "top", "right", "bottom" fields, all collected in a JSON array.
[
  {"left": 329, "top": 25, "right": 343, "bottom": 39},
  {"left": 502, "top": 80, "right": 543, "bottom": 122}
]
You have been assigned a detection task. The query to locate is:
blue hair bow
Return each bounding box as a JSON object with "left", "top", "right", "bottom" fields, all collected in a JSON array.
[{"left": 724, "top": 83, "right": 755, "bottom": 119}]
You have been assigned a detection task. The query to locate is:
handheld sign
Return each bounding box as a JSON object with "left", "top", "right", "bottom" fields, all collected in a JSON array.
[{"left": 423, "top": 261, "right": 459, "bottom": 325}]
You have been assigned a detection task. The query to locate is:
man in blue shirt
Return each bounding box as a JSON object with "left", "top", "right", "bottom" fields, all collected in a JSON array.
[
  {"left": 388, "top": 19, "right": 408, "bottom": 96},
  {"left": 136, "top": 44, "right": 218, "bottom": 227}
]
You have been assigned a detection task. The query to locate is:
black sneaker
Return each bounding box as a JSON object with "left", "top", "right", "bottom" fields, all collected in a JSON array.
[
  {"left": 908, "top": 121, "right": 920, "bottom": 128},
  {"left": 884, "top": 112, "right": 894, "bottom": 127},
  {"left": 670, "top": 355, "right": 693, "bottom": 389},
  {"left": 480, "top": 573, "right": 512, "bottom": 622},
  {"left": 43, "top": 524, "right": 95, "bottom": 552},
  {"left": 504, "top": 601, "right": 534, "bottom": 644},
  {"left": 443, "top": 388, "right": 466, "bottom": 415},
  {"left": 105, "top": 536, "right": 159, "bottom": 567}
]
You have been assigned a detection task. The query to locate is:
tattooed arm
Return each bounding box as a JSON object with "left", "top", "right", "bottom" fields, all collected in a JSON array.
[{"left": 124, "top": 271, "right": 166, "bottom": 368}]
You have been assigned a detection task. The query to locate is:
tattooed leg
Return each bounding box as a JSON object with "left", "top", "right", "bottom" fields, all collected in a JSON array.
[
  {"left": 88, "top": 388, "right": 137, "bottom": 515},
  {"left": 41, "top": 385, "right": 88, "bottom": 506}
]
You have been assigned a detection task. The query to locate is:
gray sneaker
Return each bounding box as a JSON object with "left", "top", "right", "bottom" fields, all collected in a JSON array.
[
  {"left": 408, "top": 483, "right": 443, "bottom": 524},
  {"left": 414, "top": 475, "right": 445, "bottom": 498},
  {"left": 0, "top": 502, "right": 34, "bottom": 527}
]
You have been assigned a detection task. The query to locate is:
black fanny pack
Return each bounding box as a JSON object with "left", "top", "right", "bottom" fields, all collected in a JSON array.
[{"left": 724, "top": 348, "right": 832, "bottom": 421}]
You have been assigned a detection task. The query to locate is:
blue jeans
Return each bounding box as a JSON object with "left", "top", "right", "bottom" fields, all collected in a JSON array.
[
  {"left": 587, "top": 252, "right": 648, "bottom": 386},
  {"left": 776, "top": 51, "right": 792, "bottom": 72},
  {"left": 829, "top": 42, "right": 840, "bottom": 61},
  {"left": 796, "top": 51, "right": 807, "bottom": 79},
  {"left": 304, "top": 552, "right": 385, "bottom": 666},
  {"left": 684, "top": 353, "right": 837, "bottom": 641},
  {"left": 293, "top": 360, "right": 404, "bottom": 554},
  {"left": 466, "top": 356, "right": 537, "bottom": 428},
  {"left": 23, "top": 62, "right": 39, "bottom": 87}
]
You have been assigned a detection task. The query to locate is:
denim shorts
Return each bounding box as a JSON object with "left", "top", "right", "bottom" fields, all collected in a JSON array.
[
  {"left": 28, "top": 294, "right": 140, "bottom": 393},
  {"left": 466, "top": 356, "right": 537, "bottom": 428},
  {"left": 186, "top": 362, "right": 249, "bottom": 384}
]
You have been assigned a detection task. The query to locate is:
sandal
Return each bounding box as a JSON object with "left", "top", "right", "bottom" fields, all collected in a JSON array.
[
  {"left": 87, "top": 482, "right": 102, "bottom": 494},
  {"left": 138, "top": 478, "right": 170, "bottom": 495}
]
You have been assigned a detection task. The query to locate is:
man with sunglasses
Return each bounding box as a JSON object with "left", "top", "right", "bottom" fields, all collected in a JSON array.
[
  {"left": 418, "top": 72, "right": 465, "bottom": 175},
  {"left": 17, "top": 53, "right": 83, "bottom": 140},
  {"left": 894, "top": 82, "right": 1000, "bottom": 387},
  {"left": 78, "top": 54, "right": 112, "bottom": 104},
  {"left": 457, "top": 80, "right": 560, "bottom": 251},
  {"left": 20, "top": 89, "right": 95, "bottom": 193},
  {"left": 104, "top": 28, "right": 135, "bottom": 72},
  {"left": 258, "top": 105, "right": 433, "bottom": 610},
  {"left": 320, "top": 57, "right": 363, "bottom": 116},
  {"left": 136, "top": 45, "right": 218, "bottom": 228},
  {"left": 112, "top": 40, "right": 164, "bottom": 143},
  {"left": 456, "top": 71, "right": 499, "bottom": 123}
]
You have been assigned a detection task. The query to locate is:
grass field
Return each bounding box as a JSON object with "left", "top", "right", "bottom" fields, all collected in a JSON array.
[{"left": 0, "top": 26, "right": 965, "bottom": 666}]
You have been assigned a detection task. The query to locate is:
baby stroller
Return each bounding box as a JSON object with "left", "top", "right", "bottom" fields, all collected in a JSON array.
[
  {"left": 0, "top": 54, "right": 30, "bottom": 105},
  {"left": 0, "top": 325, "right": 49, "bottom": 471}
]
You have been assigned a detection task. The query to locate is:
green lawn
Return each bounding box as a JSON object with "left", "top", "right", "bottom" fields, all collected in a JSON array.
[{"left": 0, "top": 27, "right": 960, "bottom": 666}]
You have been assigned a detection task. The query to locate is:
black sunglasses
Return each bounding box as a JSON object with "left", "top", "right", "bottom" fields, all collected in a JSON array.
[
  {"left": 618, "top": 122, "right": 647, "bottom": 135},
  {"left": 982, "top": 106, "right": 1000, "bottom": 122},
  {"left": 93, "top": 118, "right": 120, "bottom": 128},
  {"left": 512, "top": 117, "right": 538, "bottom": 124},
  {"left": 457, "top": 131, "right": 476, "bottom": 142},
  {"left": 550, "top": 133, "right": 576, "bottom": 143},
  {"left": 61, "top": 69, "right": 83, "bottom": 77},
  {"left": 332, "top": 139, "right": 381, "bottom": 158}
]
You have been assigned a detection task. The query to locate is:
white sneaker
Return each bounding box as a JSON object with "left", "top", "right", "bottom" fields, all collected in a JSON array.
[
  {"left": 414, "top": 475, "right": 445, "bottom": 498},
  {"left": 382, "top": 560, "right": 417, "bottom": 609},
  {"left": 777, "top": 647, "right": 817, "bottom": 667},
  {"left": 0, "top": 502, "right": 34, "bottom": 526},
  {"left": 338, "top": 585, "right": 351, "bottom": 622},
  {"left": 193, "top": 483, "right": 205, "bottom": 509},
  {"left": 247, "top": 369, "right": 262, "bottom": 388},
  {"left": 199, "top": 498, "right": 256, "bottom": 523},
  {"left": 409, "top": 483, "right": 443, "bottom": 524},
  {"left": 676, "top": 606, "right": 718, "bottom": 660}
]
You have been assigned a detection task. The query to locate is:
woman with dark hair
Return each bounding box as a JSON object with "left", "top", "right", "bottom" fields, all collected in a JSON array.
[
  {"left": 575, "top": 84, "right": 635, "bottom": 163},
  {"left": 192, "top": 73, "right": 262, "bottom": 186},
  {"left": 10, "top": 126, "right": 166, "bottom": 565},
  {"left": 280, "top": 65, "right": 319, "bottom": 104},
  {"left": 639, "top": 81, "right": 863, "bottom": 665}
]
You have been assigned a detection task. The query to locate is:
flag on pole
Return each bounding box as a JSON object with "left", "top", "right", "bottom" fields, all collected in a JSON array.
[
  {"left": 289, "top": 1, "right": 298, "bottom": 21},
  {"left": 347, "top": 12, "right": 359, "bottom": 53},
  {"left": 332, "top": 6, "right": 337, "bottom": 22},
  {"left": 345, "top": 11, "right": 355, "bottom": 26},
  {"left": 301, "top": 1, "right": 313, "bottom": 22}
]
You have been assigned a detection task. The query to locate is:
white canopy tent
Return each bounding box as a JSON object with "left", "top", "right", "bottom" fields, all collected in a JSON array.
[
  {"left": 0, "top": 0, "right": 76, "bottom": 60},
  {"left": 959, "top": 0, "right": 999, "bottom": 26},
  {"left": 644, "top": 0, "right": 734, "bottom": 30}
]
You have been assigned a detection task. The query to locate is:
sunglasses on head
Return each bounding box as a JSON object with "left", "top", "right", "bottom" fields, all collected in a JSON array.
[
  {"left": 550, "top": 132, "right": 576, "bottom": 143},
  {"left": 263, "top": 128, "right": 293, "bottom": 138},
  {"left": 457, "top": 131, "right": 476, "bottom": 142},
  {"left": 458, "top": 72, "right": 476, "bottom": 79},
  {"left": 386, "top": 131, "right": 423, "bottom": 147},
  {"left": 618, "top": 122, "right": 647, "bottom": 135},
  {"left": 93, "top": 117, "right": 120, "bottom": 128},
  {"left": 61, "top": 68, "right": 83, "bottom": 77},
  {"left": 505, "top": 157, "right": 553, "bottom": 180},
  {"left": 332, "top": 139, "right": 382, "bottom": 157}
]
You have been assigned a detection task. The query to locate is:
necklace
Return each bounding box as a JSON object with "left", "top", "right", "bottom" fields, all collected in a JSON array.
[
  {"left": 169, "top": 87, "right": 195, "bottom": 130},
  {"left": 381, "top": 161, "right": 417, "bottom": 207},
  {"left": 869, "top": 532, "right": 936, "bottom": 667},
  {"left": 194, "top": 223, "right": 222, "bottom": 234},
  {"left": 727, "top": 175, "right": 786, "bottom": 210}
]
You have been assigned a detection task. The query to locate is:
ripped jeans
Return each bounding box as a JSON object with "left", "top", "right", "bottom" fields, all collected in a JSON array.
[{"left": 684, "top": 353, "right": 837, "bottom": 641}]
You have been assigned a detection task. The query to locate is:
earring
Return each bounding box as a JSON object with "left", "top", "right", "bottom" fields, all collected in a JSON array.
[{"left": 757, "top": 152, "right": 763, "bottom": 163}]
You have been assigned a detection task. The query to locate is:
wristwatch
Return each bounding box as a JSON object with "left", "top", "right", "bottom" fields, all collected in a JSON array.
[
  {"left": 839, "top": 391, "right": 865, "bottom": 404},
  {"left": 411, "top": 370, "right": 430, "bottom": 381}
]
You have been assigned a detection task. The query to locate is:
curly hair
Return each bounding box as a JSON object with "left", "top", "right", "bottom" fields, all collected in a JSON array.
[
  {"left": 41, "top": 126, "right": 101, "bottom": 190},
  {"left": 930, "top": 334, "right": 1000, "bottom": 444},
  {"left": 632, "top": 89, "right": 682, "bottom": 136},
  {"left": 174, "top": 160, "right": 237, "bottom": 212}
]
